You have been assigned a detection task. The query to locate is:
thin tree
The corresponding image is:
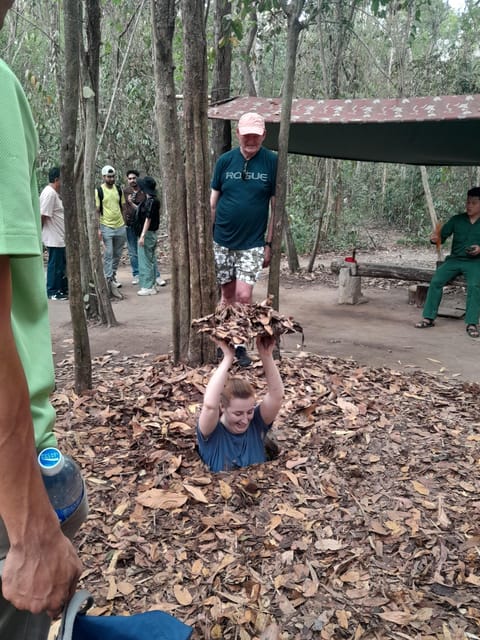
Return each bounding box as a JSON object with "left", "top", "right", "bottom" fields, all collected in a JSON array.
[
  {"left": 62, "top": 0, "right": 92, "bottom": 391},
  {"left": 210, "top": 0, "right": 233, "bottom": 164},
  {"left": 81, "top": 0, "right": 118, "bottom": 326},
  {"left": 182, "top": 0, "right": 217, "bottom": 364},
  {"left": 267, "top": 0, "right": 309, "bottom": 309},
  {"left": 151, "top": 0, "right": 190, "bottom": 362}
]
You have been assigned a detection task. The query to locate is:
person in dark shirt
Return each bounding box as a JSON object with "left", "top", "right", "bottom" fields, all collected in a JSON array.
[
  {"left": 416, "top": 186, "right": 480, "bottom": 337},
  {"left": 129, "top": 176, "right": 161, "bottom": 296},
  {"left": 210, "top": 112, "right": 277, "bottom": 366}
]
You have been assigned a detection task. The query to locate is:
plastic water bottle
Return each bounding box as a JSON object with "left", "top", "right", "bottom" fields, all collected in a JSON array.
[{"left": 38, "top": 447, "right": 84, "bottom": 523}]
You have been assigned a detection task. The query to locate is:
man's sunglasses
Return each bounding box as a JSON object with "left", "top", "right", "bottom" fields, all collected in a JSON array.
[{"left": 241, "top": 160, "right": 248, "bottom": 180}]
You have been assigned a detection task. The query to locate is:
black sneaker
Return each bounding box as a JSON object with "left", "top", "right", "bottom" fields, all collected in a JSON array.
[
  {"left": 48, "top": 292, "right": 68, "bottom": 300},
  {"left": 235, "top": 346, "right": 252, "bottom": 367}
]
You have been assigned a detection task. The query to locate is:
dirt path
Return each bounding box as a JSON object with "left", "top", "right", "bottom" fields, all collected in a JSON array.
[{"left": 48, "top": 254, "right": 480, "bottom": 382}]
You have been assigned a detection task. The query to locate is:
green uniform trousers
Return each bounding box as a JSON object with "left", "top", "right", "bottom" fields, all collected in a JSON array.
[{"left": 423, "top": 257, "right": 480, "bottom": 325}]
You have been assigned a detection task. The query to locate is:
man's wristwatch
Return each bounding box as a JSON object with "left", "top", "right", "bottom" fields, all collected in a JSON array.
[{"left": 264, "top": 241, "right": 272, "bottom": 248}]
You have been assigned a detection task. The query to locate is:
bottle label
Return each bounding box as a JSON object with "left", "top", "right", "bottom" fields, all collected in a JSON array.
[{"left": 55, "top": 487, "right": 84, "bottom": 522}]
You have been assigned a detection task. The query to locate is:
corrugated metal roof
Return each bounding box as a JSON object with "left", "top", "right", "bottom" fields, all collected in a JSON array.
[{"left": 208, "top": 95, "right": 480, "bottom": 165}]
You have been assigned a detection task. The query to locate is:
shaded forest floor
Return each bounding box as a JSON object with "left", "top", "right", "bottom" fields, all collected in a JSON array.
[
  {"left": 47, "top": 240, "right": 480, "bottom": 639},
  {"left": 49, "top": 348, "right": 480, "bottom": 639}
]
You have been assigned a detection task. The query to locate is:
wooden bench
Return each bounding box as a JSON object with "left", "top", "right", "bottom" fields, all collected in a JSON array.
[{"left": 330, "top": 259, "right": 466, "bottom": 312}]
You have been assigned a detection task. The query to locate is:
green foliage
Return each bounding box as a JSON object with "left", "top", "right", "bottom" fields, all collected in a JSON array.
[{"left": 1, "top": 0, "right": 477, "bottom": 255}]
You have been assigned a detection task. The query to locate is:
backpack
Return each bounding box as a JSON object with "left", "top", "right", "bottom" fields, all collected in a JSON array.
[
  {"left": 97, "top": 185, "right": 122, "bottom": 216},
  {"left": 132, "top": 198, "right": 155, "bottom": 237}
]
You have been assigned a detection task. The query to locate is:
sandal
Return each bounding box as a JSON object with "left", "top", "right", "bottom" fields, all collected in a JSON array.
[
  {"left": 466, "top": 324, "right": 480, "bottom": 338},
  {"left": 415, "top": 319, "right": 435, "bottom": 329}
]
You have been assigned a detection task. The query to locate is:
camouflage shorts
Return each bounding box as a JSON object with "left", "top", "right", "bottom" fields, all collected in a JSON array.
[{"left": 213, "top": 242, "right": 265, "bottom": 286}]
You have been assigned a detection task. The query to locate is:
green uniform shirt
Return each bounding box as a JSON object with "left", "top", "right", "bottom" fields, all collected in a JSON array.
[
  {"left": 0, "top": 59, "right": 56, "bottom": 451},
  {"left": 441, "top": 213, "right": 480, "bottom": 261}
]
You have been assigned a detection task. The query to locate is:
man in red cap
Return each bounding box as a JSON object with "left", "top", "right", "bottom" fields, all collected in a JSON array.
[{"left": 210, "top": 112, "right": 277, "bottom": 366}]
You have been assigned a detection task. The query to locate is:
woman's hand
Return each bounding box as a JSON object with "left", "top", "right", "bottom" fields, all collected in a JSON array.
[
  {"left": 256, "top": 334, "right": 276, "bottom": 357},
  {"left": 211, "top": 337, "right": 235, "bottom": 361}
]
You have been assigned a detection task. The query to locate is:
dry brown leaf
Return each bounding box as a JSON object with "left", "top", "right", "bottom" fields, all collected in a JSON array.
[
  {"left": 315, "top": 538, "right": 344, "bottom": 551},
  {"left": 183, "top": 483, "right": 209, "bottom": 503},
  {"left": 266, "top": 515, "right": 282, "bottom": 533},
  {"left": 336, "top": 398, "right": 359, "bottom": 419},
  {"left": 173, "top": 584, "right": 193, "bottom": 605},
  {"left": 336, "top": 609, "right": 350, "bottom": 629},
  {"left": 191, "top": 558, "right": 203, "bottom": 575},
  {"left": 411, "top": 480, "right": 430, "bottom": 495},
  {"left": 377, "top": 610, "right": 416, "bottom": 624},
  {"left": 281, "top": 470, "right": 300, "bottom": 486},
  {"left": 259, "top": 623, "right": 280, "bottom": 640},
  {"left": 116, "top": 581, "right": 135, "bottom": 595},
  {"left": 219, "top": 479, "right": 233, "bottom": 500},
  {"left": 437, "top": 496, "right": 451, "bottom": 528},
  {"left": 135, "top": 489, "right": 188, "bottom": 510},
  {"left": 113, "top": 501, "right": 129, "bottom": 517},
  {"left": 286, "top": 457, "right": 308, "bottom": 469},
  {"left": 340, "top": 570, "right": 360, "bottom": 583},
  {"left": 458, "top": 481, "right": 476, "bottom": 492},
  {"left": 302, "top": 578, "right": 319, "bottom": 597},
  {"left": 274, "top": 504, "right": 305, "bottom": 520}
]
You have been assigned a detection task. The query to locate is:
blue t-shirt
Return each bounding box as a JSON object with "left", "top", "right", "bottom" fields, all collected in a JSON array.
[
  {"left": 211, "top": 146, "right": 277, "bottom": 250},
  {"left": 197, "top": 406, "right": 272, "bottom": 472}
]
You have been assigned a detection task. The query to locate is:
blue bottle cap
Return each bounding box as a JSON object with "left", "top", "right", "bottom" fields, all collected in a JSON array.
[{"left": 38, "top": 447, "right": 65, "bottom": 476}]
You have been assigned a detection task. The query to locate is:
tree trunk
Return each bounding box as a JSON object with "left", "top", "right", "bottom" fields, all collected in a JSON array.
[
  {"left": 307, "top": 159, "right": 329, "bottom": 272},
  {"left": 319, "top": 159, "right": 336, "bottom": 240},
  {"left": 241, "top": 10, "right": 258, "bottom": 96},
  {"left": 330, "top": 260, "right": 465, "bottom": 283},
  {"left": 151, "top": 0, "right": 190, "bottom": 362},
  {"left": 267, "top": 0, "right": 305, "bottom": 311},
  {"left": 420, "top": 165, "right": 443, "bottom": 261},
  {"left": 73, "top": 145, "right": 97, "bottom": 319},
  {"left": 210, "top": 0, "right": 232, "bottom": 165},
  {"left": 95, "top": 0, "right": 147, "bottom": 163},
  {"left": 380, "top": 164, "right": 387, "bottom": 217},
  {"left": 62, "top": 0, "right": 92, "bottom": 392},
  {"left": 82, "top": 0, "right": 117, "bottom": 326},
  {"left": 283, "top": 214, "right": 299, "bottom": 272},
  {"left": 182, "top": 0, "right": 217, "bottom": 364}
]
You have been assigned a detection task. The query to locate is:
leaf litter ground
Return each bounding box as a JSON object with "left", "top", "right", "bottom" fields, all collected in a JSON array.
[{"left": 52, "top": 347, "right": 480, "bottom": 640}]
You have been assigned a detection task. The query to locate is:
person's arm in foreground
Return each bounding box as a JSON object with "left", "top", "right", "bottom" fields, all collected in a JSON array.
[
  {"left": 257, "top": 334, "right": 284, "bottom": 424},
  {"left": 198, "top": 340, "right": 235, "bottom": 438},
  {"left": 0, "top": 257, "right": 82, "bottom": 618}
]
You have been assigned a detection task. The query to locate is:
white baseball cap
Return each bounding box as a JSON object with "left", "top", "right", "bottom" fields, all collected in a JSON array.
[{"left": 101, "top": 165, "right": 116, "bottom": 176}]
